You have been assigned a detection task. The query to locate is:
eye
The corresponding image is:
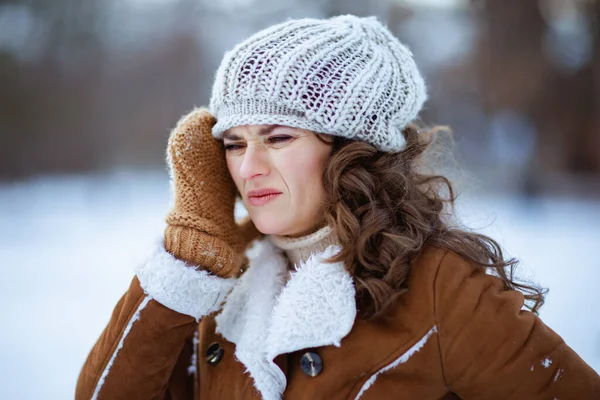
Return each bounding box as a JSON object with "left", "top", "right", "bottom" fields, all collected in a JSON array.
[
  {"left": 267, "top": 135, "right": 292, "bottom": 144},
  {"left": 224, "top": 143, "right": 244, "bottom": 151}
]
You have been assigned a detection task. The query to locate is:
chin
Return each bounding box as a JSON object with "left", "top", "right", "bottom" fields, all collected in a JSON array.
[{"left": 250, "top": 215, "right": 292, "bottom": 236}]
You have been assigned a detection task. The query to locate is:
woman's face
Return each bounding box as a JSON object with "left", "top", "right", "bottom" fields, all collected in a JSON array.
[{"left": 223, "top": 124, "right": 332, "bottom": 237}]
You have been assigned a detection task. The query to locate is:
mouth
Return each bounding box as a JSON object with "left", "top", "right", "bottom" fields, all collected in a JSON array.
[{"left": 247, "top": 188, "right": 282, "bottom": 207}]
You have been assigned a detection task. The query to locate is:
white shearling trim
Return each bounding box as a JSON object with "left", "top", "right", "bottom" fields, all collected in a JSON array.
[
  {"left": 216, "top": 241, "right": 356, "bottom": 400},
  {"left": 188, "top": 330, "right": 199, "bottom": 376},
  {"left": 234, "top": 348, "right": 287, "bottom": 400},
  {"left": 216, "top": 239, "right": 289, "bottom": 400},
  {"left": 354, "top": 325, "right": 438, "bottom": 400},
  {"left": 266, "top": 244, "right": 356, "bottom": 358},
  {"left": 135, "top": 241, "right": 237, "bottom": 320},
  {"left": 91, "top": 295, "right": 151, "bottom": 400}
]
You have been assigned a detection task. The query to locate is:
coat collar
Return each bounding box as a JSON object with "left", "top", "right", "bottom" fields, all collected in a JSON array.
[{"left": 215, "top": 238, "right": 357, "bottom": 400}]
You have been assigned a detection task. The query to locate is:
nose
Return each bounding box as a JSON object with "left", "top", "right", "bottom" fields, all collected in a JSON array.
[{"left": 238, "top": 144, "right": 269, "bottom": 180}]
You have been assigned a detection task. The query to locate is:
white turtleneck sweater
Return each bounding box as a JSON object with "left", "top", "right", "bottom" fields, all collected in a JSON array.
[{"left": 267, "top": 225, "right": 339, "bottom": 270}]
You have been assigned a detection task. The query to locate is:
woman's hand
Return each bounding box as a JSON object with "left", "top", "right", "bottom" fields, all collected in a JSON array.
[{"left": 164, "top": 107, "right": 261, "bottom": 278}]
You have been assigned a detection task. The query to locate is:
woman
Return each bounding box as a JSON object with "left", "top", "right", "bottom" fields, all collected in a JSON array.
[{"left": 76, "top": 15, "right": 600, "bottom": 399}]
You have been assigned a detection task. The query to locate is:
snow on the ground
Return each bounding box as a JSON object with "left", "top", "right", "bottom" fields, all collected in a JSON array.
[{"left": 0, "top": 171, "right": 598, "bottom": 399}]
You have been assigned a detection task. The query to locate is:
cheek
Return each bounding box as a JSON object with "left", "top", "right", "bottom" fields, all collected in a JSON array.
[
  {"left": 226, "top": 157, "right": 243, "bottom": 192},
  {"left": 276, "top": 146, "right": 328, "bottom": 198}
]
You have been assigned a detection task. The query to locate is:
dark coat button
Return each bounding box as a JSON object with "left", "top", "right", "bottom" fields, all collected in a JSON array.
[
  {"left": 300, "top": 352, "right": 323, "bottom": 377},
  {"left": 205, "top": 342, "right": 224, "bottom": 366}
]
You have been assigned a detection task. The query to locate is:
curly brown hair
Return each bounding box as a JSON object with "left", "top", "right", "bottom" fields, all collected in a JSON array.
[{"left": 320, "top": 124, "right": 547, "bottom": 320}]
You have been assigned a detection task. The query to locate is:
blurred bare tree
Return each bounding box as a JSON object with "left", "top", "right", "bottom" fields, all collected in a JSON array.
[
  {"left": 472, "top": 0, "right": 600, "bottom": 194},
  {"left": 0, "top": 0, "right": 598, "bottom": 198},
  {"left": 0, "top": 0, "right": 204, "bottom": 177}
]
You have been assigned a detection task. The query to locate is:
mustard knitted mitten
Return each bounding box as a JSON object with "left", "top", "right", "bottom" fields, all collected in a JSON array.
[{"left": 164, "top": 108, "right": 260, "bottom": 278}]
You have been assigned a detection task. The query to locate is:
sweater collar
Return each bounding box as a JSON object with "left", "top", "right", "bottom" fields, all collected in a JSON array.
[{"left": 267, "top": 225, "right": 339, "bottom": 268}]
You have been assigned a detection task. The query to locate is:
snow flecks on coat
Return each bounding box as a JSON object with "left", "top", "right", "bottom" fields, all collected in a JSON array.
[
  {"left": 542, "top": 357, "right": 553, "bottom": 368},
  {"left": 91, "top": 295, "right": 151, "bottom": 400},
  {"left": 553, "top": 368, "right": 563, "bottom": 382},
  {"left": 188, "top": 330, "right": 199, "bottom": 376},
  {"left": 354, "top": 325, "right": 439, "bottom": 400}
]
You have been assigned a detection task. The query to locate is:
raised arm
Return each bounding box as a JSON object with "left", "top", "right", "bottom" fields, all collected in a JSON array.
[{"left": 75, "top": 108, "right": 259, "bottom": 400}]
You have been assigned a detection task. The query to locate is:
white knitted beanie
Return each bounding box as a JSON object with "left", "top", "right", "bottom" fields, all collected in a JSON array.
[{"left": 209, "top": 15, "right": 427, "bottom": 152}]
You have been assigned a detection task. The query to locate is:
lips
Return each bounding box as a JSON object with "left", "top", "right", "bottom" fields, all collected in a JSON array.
[
  {"left": 247, "top": 188, "right": 281, "bottom": 197},
  {"left": 247, "top": 188, "right": 282, "bottom": 207}
]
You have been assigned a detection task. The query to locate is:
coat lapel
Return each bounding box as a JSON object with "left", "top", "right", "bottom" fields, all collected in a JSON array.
[
  {"left": 265, "top": 244, "right": 357, "bottom": 358},
  {"left": 215, "top": 238, "right": 357, "bottom": 400}
]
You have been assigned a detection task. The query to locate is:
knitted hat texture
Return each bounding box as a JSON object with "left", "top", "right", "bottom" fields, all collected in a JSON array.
[{"left": 209, "top": 15, "right": 427, "bottom": 152}]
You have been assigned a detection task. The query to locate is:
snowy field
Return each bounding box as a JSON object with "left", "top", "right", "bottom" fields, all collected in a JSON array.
[{"left": 0, "top": 170, "right": 599, "bottom": 399}]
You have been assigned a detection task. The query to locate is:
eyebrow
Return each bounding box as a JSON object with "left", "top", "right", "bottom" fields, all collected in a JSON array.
[{"left": 222, "top": 125, "right": 283, "bottom": 140}]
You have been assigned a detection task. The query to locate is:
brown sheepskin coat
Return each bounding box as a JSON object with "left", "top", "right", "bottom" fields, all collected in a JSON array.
[{"left": 76, "top": 239, "right": 600, "bottom": 399}]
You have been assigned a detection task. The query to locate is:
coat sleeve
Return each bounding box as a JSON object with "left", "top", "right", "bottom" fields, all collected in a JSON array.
[
  {"left": 75, "top": 241, "right": 237, "bottom": 400},
  {"left": 433, "top": 251, "right": 600, "bottom": 399}
]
